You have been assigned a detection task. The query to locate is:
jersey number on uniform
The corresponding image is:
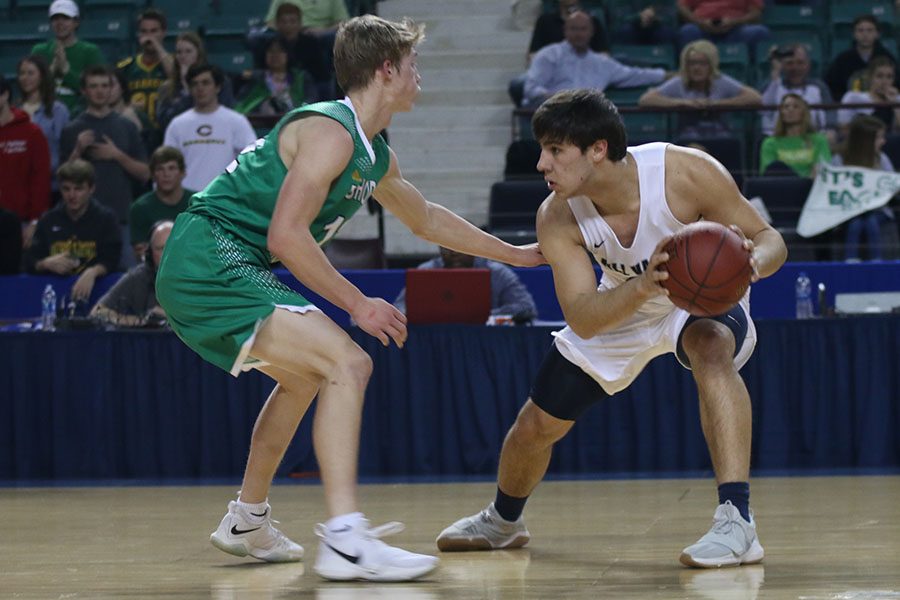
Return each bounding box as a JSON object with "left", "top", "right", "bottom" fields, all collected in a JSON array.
[{"left": 225, "top": 138, "right": 266, "bottom": 174}]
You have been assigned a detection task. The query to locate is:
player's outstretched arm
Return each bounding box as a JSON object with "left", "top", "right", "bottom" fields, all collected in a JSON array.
[
  {"left": 667, "top": 146, "right": 787, "bottom": 280},
  {"left": 537, "top": 198, "right": 668, "bottom": 339},
  {"left": 373, "top": 149, "right": 545, "bottom": 267},
  {"left": 268, "top": 118, "right": 406, "bottom": 347}
]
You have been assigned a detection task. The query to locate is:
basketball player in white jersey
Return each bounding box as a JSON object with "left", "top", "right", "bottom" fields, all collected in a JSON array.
[{"left": 437, "top": 89, "right": 787, "bottom": 568}]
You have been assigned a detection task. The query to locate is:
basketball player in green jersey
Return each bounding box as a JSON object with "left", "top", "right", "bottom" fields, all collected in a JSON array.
[{"left": 156, "top": 15, "right": 544, "bottom": 581}]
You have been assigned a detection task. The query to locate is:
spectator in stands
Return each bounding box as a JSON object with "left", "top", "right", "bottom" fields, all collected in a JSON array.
[
  {"left": 0, "top": 75, "right": 50, "bottom": 249},
  {"left": 676, "top": 0, "right": 770, "bottom": 57},
  {"left": 529, "top": 0, "right": 610, "bottom": 56},
  {"left": 613, "top": 1, "right": 677, "bottom": 46},
  {"left": 109, "top": 69, "right": 147, "bottom": 135},
  {"left": 638, "top": 40, "right": 761, "bottom": 139},
  {"left": 30, "top": 0, "right": 105, "bottom": 113},
  {"left": 523, "top": 11, "right": 666, "bottom": 108},
  {"left": 838, "top": 56, "right": 900, "bottom": 133},
  {"left": 759, "top": 94, "right": 831, "bottom": 177},
  {"left": 394, "top": 246, "right": 538, "bottom": 323},
  {"left": 509, "top": 0, "right": 612, "bottom": 106},
  {"left": 129, "top": 146, "right": 195, "bottom": 262},
  {"left": 91, "top": 220, "right": 173, "bottom": 327},
  {"left": 156, "top": 32, "right": 235, "bottom": 130},
  {"left": 235, "top": 37, "right": 318, "bottom": 115},
  {"left": 832, "top": 115, "right": 896, "bottom": 261},
  {"left": 265, "top": 0, "right": 348, "bottom": 39},
  {"left": 0, "top": 207, "right": 22, "bottom": 274},
  {"left": 16, "top": 55, "right": 70, "bottom": 186},
  {"left": 250, "top": 4, "right": 331, "bottom": 99},
  {"left": 760, "top": 44, "right": 833, "bottom": 136},
  {"left": 116, "top": 8, "right": 174, "bottom": 129},
  {"left": 26, "top": 160, "right": 121, "bottom": 302},
  {"left": 60, "top": 65, "right": 150, "bottom": 267},
  {"left": 163, "top": 64, "right": 257, "bottom": 192},
  {"left": 825, "top": 15, "right": 896, "bottom": 102}
]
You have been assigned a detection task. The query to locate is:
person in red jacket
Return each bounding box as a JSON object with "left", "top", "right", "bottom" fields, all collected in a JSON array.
[{"left": 0, "top": 76, "right": 51, "bottom": 247}]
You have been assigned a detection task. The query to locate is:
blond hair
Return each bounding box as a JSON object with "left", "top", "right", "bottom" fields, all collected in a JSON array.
[
  {"left": 678, "top": 40, "right": 721, "bottom": 84},
  {"left": 774, "top": 93, "right": 814, "bottom": 137},
  {"left": 333, "top": 15, "right": 425, "bottom": 93}
]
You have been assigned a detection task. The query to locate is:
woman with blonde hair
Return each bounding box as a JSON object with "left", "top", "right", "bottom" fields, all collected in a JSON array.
[
  {"left": 639, "top": 40, "right": 761, "bottom": 138},
  {"left": 759, "top": 93, "right": 830, "bottom": 176}
]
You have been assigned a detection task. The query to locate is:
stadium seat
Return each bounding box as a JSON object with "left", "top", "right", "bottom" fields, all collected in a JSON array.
[
  {"left": 717, "top": 43, "right": 750, "bottom": 82},
  {"left": 612, "top": 44, "right": 676, "bottom": 69},
  {"left": 830, "top": 0, "right": 894, "bottom": 40},
  {"left": 488, "top": 180, "right": 549, "bottom": 244},
  {"left": 622, "top": 112, "right": 670, "bottom": 144},
  {"left": 207, "top": 50, "right": 253, "bottom": 74},
  {"left": 763, "top": 4, "right": 823, "bottom": 33},
  {"left": 323, "top": 238, "right": 387, "bottom": 270},
  {"left": 743, "top": 175, "right": 818, "bottom": 260},
  {"left": 202, "top": 15, "right": 259, "bottom": 54},
  {"left": 605, "top": 86, "right": 649, "bottom": 107}
]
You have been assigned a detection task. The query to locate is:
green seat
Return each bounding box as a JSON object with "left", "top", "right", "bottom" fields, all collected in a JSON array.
[
  {"left": 0, "top": 54, "right": 19, "bottom": 79},
  {"left": 605, "top": 86, "right": 649, "bottom": 107},
  {"left": 717, "top": 43, "right": 751, "bottom": 83},
  {"left": 830, "top": 0, "right": 894, "bottom": 38},
  {"left": 203, "top": 15, "right": 259, "bottom": 53},
  {"left": 623, "top": 112, "right": 670, "bottom": 142},
  {"left": 763, "top": 4, "right": 824, "bottom": 32},
  {"left": 208, "top": 51, "right": 254, "bottom": 74},
  {"left": 612, "top": 44, "right": 675, "bottom": 69}
]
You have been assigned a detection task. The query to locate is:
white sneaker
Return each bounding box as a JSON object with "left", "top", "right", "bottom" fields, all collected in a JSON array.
[
  {"left": 680, "top": 502, "right": 765, "bottom": 568},
  {"left": 436, "top": 502, "right": 531, "bottom": 551},
  {"left": 210, "top": 500, "right": 304, "bottom": 563},
  {"left": 313, "top": 513, "right": 439, "bottom": 582}
]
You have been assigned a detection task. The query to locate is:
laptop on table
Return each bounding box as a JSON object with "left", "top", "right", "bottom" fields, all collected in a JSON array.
[{"left": 405, "top": 268, "right": 491, "bottom": 325}]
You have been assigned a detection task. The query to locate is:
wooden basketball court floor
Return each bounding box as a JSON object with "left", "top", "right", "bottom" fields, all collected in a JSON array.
[{"left": 2, "top": 476, "right": 899, "bottom": 599}]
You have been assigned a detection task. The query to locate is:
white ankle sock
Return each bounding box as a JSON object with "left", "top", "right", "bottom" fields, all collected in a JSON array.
[
  {"left": 237, "top": 498, "right": 269, "bottom": 521},
  {"left": 325, "top": 512, "right": 364, "bottom": 532}
]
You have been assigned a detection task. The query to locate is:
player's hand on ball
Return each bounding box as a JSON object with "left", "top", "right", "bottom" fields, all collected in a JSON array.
[
  {"left": 640, "top": 237, "right": 671, "bottom": 298},
  {"left": 352, "top": 297, "right": 408, "bottom": 348},
  {"left": 728, "top": 225, "right": 760, "bottom": 282}
]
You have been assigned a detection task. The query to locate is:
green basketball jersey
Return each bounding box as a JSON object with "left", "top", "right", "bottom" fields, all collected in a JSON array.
[{"left": 188, "top": 100, "right": 391, "bottom": 260}]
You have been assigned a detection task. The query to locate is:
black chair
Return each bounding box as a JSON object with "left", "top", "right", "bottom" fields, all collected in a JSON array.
[
  {"left": 488, "top": 180, "right": 549, "bottom": 244},
  {"left": 324, "top": 238, "right": 387, "bottom": 269},
  {"left": 743, "top": 176, "right": 823, "bottom": 260},
  {"left": 504, "top": 139, "right": 542, "bottom": 179}
]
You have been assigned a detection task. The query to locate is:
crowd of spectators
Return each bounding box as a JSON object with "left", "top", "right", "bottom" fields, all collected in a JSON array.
[{"left": 0, "top": 0, "right": 363, "bottom": 306}]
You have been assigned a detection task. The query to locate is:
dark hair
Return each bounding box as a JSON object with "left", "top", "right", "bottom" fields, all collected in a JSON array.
[
  {"left": 111, "top": 68, "right": 131, "bottom": 103},
  {"left": 149, "top": 145, "right": 185, "bottom": 172},
  {"left": 843, "top": 114, "right": 885, "bottom": 168},
  {"left": 853, "top": 14, "right": 879, "bottom": 29},
  {"left": 17, "top": 55, "right": 56, "bottom": 116},
  {"left": 531, "top": 89, "right": 627, "bottom": 160},
  {"left": 275, "top": 3, "right": 302, "bottom": 19},
  {"left": 186, "top": 63, "right": 224, "bottom": 87},
  {"left": 80, "top": 64, "right": 112, "bottom": 89},
  {"left": 138, "top": 8, "right": 167, "bottom": 31},
  {"left": 0, "top": 76, "right": 10, "bottom": 98},
  {"left": 57, "top": 159, "right": 96, "bottom": 186}
]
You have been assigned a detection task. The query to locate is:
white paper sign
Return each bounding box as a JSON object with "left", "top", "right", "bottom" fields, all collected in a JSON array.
[{"left": 797, "top": 163, "right": 900, "bottom": 237}]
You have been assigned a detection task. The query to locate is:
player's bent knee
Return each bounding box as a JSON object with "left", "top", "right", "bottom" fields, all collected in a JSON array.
[
  {"left": 511, "top": 401, "right": 573, "bottom": 446},
  {"left": 327, "top": 344, "right": 373, "bottom": 390},
  {"left": 681, "top": 320, "right": 736, "bottom": 367}
]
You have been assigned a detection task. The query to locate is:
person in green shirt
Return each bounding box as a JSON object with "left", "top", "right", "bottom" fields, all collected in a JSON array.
[
  {"left": 156, "top": 14, "right": 544, "bottom": 581},
  {"left": 31, "top": 0, "right": 105, "bottom": 113},
  {"left": 129, "top": 146, "right": 194, "bottom": 262},
  {"left": 759, "top": 93, "right": 831, "bottom": 177}
]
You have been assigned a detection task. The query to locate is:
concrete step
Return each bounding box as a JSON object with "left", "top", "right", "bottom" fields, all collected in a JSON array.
[
  {"left": 392, "top": 104, "right": 512, "bottom": 128},
  {"left": 379, "top": 0, "right": 508, "bottom": 18},
  {"left": 399, "top": 166, "right": 504, "bottom": 186},
  {"left": 425, "top": 31, "right": 528, "bottom": 52},
  {"left": 393, "top": 146, "right": 505, "bottom": 171},
  {"left": 418, "top": 14, "right": 516, "bottom": 36},
  {"left": 418, "top": 49, "right": 523, "bottom": 70},
  {"left": 388, "top": 125, "right": 510, "bottom": 148},
  {"left": 420, "top": 66, "right": 525, "bottom": 88},
  {"left": 416, "top": 86, "right": 512, "bottom": 107}
]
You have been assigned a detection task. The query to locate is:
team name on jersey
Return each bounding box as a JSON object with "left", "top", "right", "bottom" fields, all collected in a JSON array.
[
  {"left": 598, "top": 256, "right": 650, "bottom": 278},
  {"left": 344, "top": 169, "right": 376, "bottom": 203}
]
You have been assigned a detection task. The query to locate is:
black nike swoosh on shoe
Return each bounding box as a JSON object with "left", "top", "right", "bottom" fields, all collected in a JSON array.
[
  {"left": 326, "top": 543, "right": 360, "bottom": 564},
  {"left": 231, "top": 525, "right": 262, "bottom": 535}
]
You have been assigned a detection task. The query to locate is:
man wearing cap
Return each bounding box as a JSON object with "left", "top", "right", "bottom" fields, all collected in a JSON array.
[{"left": 31, "top": 0, "right": 106, "bottom": 113}]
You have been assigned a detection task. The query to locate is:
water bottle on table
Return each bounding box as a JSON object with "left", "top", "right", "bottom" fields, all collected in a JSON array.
[
  {"left": 41, "top": 284, "right": 57, "bottom": 331},
  {"left": 795, "top": 272, "right": 813, "bottom": 319}
]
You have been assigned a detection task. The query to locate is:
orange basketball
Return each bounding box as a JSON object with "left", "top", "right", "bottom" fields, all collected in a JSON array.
[{"left": 660, "top": 222, "right": 753, "bottom": 317}]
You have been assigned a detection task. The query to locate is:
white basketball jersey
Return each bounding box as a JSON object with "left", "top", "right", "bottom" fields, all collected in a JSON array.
[{"left": 551, "top": 142, "right": 756, "bottom": 394}]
